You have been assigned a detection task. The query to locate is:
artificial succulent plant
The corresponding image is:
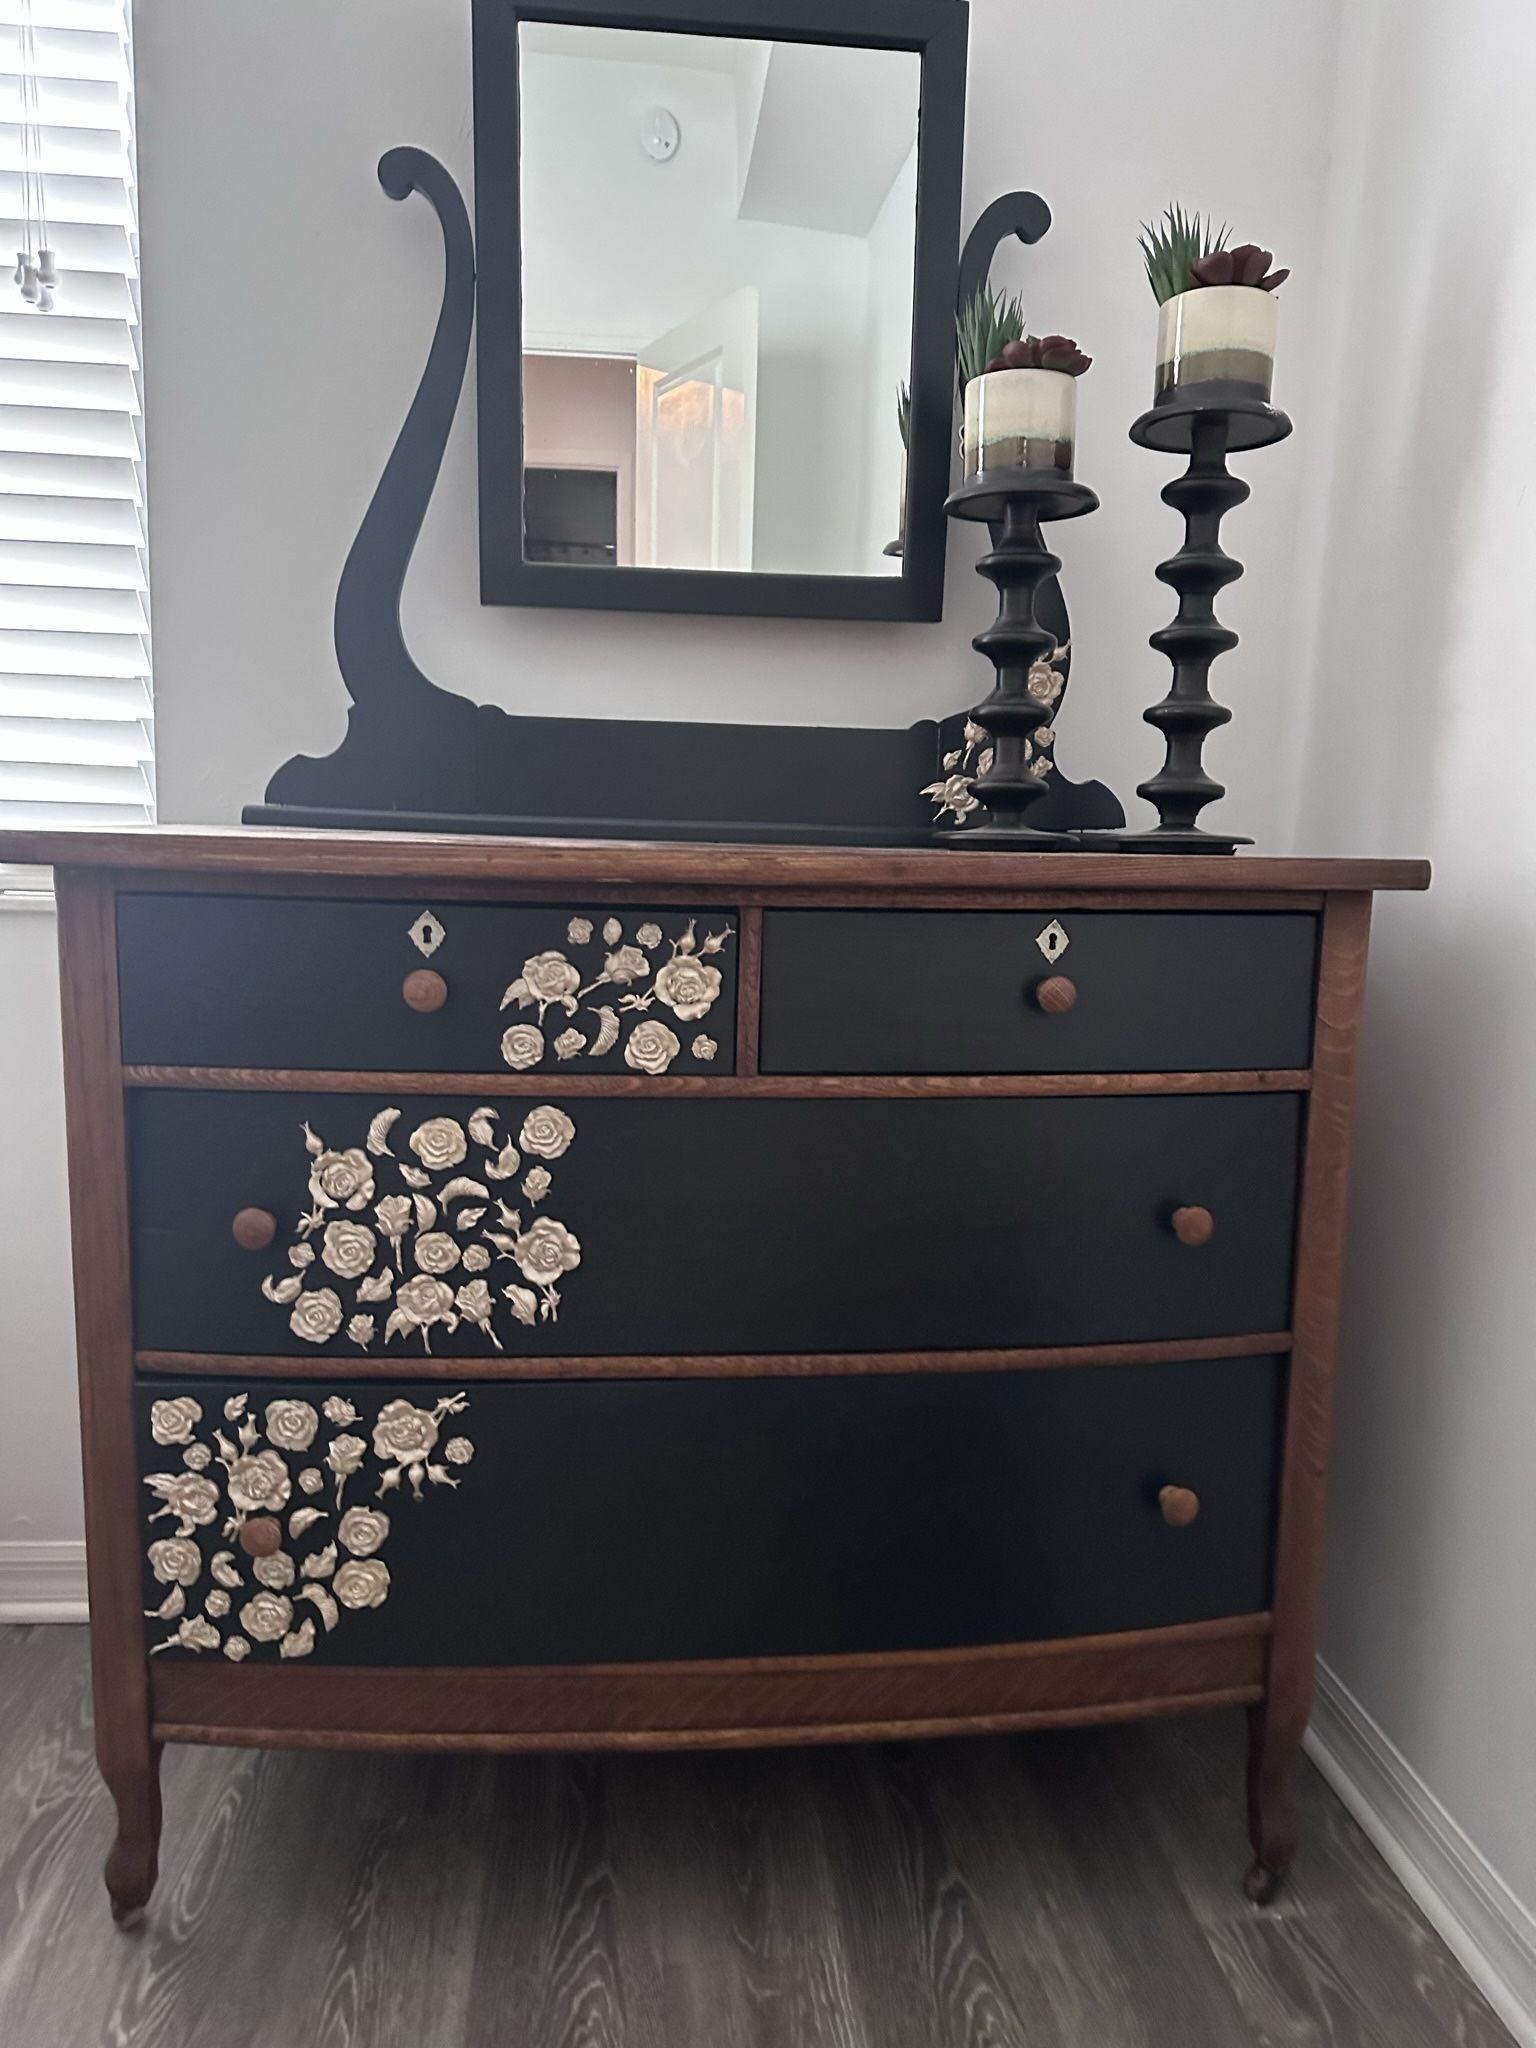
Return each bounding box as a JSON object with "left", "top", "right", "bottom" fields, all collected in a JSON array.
[
  {"left": 956, "top": 284, "right": 1028, "bottom": 389},
  {"left": 1140, "top": 205, "right": 1225, "bottom": 304},
  {"left": 1140, "top": 204, "right": 1288, "bottom": 303},
  {"left": 1190, "top": 243, "right": 1289, "bottom": 291},
  {"left": 984, "top": 333, "right": 1092, "bottom": 376}
]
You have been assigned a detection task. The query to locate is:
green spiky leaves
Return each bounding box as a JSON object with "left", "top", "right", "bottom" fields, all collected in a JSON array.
[
  {"left": 956, "top": 284, "right": 1027, "bottom": 390},
  {"left": 1139, "top": 205, "right": 1228, "bottom": 305}
]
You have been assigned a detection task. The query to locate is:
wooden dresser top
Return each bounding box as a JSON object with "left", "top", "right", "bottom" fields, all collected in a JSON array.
[{"left": 0, "top": 826, "right": 1431, "bottom": 895}]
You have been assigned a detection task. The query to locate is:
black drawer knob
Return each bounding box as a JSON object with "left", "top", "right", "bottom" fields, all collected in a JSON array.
[
  {"left": 1159, "top": 1485, "right": 1201, "bottom": 1528},
  {"left": 1171, "top": 1205, "right": 1215, "bottom": 1247},
  {"left": 402, "top": 968, "right": 449, "bottom": 1014},
  {"left": 1033, "top": 974, "right": 1078, "bottom": 1014},
  {"left": 231, "top": 1207, "right": 277, "bottom": 1252}
]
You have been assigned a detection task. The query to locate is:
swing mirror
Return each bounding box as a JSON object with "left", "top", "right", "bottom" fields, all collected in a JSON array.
[{"left": 472, "top": 0, "right": 968, "bottom": 621}]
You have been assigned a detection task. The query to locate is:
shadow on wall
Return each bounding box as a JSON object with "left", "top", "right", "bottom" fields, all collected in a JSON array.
[
  {"left": 1305, "top": 226, "right": 1502, "bottom": 853},
  {"left": 1300, "top": 0, "right": 1536, "bottom": 1922}
]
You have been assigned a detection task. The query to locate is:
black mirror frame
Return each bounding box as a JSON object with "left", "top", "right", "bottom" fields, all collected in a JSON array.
[{"left": 471, "top": 0, "right": 968, "bottom": 622}]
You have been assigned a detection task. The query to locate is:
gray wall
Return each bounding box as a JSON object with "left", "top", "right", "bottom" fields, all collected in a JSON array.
[
  {"left": 130, "top": 0, "right": 1336, "bottom": 840},
  {"left": 1292, "top": 0, "right": 1536, "bottom": 1924}
]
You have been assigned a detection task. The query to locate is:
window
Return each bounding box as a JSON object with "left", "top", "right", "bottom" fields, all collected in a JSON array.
[{"left": 1, "top": 0, "right": 148, "bottom": 880}]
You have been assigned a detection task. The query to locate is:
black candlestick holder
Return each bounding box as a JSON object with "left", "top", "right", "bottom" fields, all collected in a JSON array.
[
  {"left": 944, "top": 469, "right": 1099, "bottom": 847},
  {"left": 1113, "top": 396, "right": 1291, "bottom": 853}
]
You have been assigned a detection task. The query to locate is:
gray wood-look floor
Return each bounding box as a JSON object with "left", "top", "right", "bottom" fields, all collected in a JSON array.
[{"left": 0, "top": 1625, "right": 1513, "bottom": 2048}]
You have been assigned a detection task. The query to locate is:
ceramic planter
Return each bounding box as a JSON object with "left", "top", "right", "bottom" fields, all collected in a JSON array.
[
  {"left": 1155, "top": 284, "right": 1277, "bottom": 406},
  {"left": 962, "top": 367, "right": 1076, "bottom": 479}
]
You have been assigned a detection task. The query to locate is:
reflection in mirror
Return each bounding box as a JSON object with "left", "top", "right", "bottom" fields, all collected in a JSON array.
[{"left": 517, "top": 23, "right": 920, "bottom": 578}]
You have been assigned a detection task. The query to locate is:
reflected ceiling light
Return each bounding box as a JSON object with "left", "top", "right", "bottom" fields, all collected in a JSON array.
[{"left": 640, "top": 107, "right": 681, "bottom": 164}]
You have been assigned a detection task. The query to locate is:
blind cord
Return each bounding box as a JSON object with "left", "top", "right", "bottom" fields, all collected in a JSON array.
[{"left": 14, "top": 0, "right": 59, "bottom": 311}]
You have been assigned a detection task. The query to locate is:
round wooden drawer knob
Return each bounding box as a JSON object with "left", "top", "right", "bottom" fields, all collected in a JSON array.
[
  {"left": 238, "top": 1516, "right": 283, "bottom": 1558},
  {"left": 402, "top": 968, "right": 448, "bottom": 1014},
  {"left": 1033, "top": 974, "right": 1078, "bottom": 1015},
  {"left": 1171, "top": 1205, "right": 1215, "bottom": 1247},
  {"left": 231, "top": 1207, "right": 277, "bottom": 1252},
  {"left": 1159, "top": 1485, "right": 1201, "bottom": 1528}
]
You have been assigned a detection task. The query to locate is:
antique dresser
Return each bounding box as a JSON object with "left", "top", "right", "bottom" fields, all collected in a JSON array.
[{"left": 4, "top": 826, "right": 1428, "bottom": 1923}]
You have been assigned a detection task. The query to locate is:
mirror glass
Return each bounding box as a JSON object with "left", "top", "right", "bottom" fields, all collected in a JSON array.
[{"left": 517, "top": 22, "right": 921, "bottom": 578}]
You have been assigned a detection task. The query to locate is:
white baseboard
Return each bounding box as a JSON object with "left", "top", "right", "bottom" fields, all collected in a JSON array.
[
  {"left": 1307, "top": 1659, "right": 1536, "bottom": 2048},
  {"left": 0, "top": 1539, "right": 88, "bottom": 1623}
]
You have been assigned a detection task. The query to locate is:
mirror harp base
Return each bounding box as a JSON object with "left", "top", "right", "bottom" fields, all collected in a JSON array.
[{"left": 264, "top": 125, "right": 1126, "bottom": 850}]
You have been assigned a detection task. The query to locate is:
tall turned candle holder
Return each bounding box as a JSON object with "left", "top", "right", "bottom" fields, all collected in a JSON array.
[
  {"left": 1113, "top": 396, "right": 1291, "bottom": 853},
  {"left": 943, "top": 470, "right": 1099, "bottom": 847}
]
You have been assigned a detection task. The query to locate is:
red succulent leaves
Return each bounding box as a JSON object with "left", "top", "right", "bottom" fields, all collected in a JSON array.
[
  {"left": 1189, "top": 243, "right": 1289, "bottom": 292},
  {"left": 983, "top": 333, "right": 1092, "bottom": 376}
]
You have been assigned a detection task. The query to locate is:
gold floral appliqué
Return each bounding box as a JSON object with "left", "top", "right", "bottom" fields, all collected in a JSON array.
[
  {"left": 498, "top": 913, "right": 733, "bottom": 1073},
  {"left": 144, "top": 1390, "right": 474, "bottom": 1661},
  {"left": 263, "top": 1107, "right": 585, "bottom": 1353},
  {"left": 924, "top": 642, "right": 1068, "bottom": 824}
]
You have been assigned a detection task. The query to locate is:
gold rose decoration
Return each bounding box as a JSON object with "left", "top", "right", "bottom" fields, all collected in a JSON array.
[
  {"left": 923, "top": 644, "right": 1066, "bottom": 825},
  {"left": 499, "top": 913, "right": 731, "bottom": 1074},
  {"left": 261, "top": 1106, "right": 585, "bottom": 1354},
  {"left": 142, "top": 1390, "right": 475, "bottom": 1660}
]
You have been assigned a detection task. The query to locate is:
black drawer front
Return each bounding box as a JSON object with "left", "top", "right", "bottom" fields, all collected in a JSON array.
[
  {"left": 136, "top": 1358, "right": 1282, "bottom": 1665},
  {"left": 759, "top": 910, "right": 1317, "bottom": 1074},
  {"left": 117, "top": 895, "right": 738, "bottom": 1075},
  {"left": 130, "top": 1091, "right": 1300, "bottom": 1356}
]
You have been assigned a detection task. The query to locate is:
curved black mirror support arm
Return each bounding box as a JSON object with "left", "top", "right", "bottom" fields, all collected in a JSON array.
[
  {"left": 333, "top": 147, "right": 476, "bottom": 711},
  {"left": 958, "top": 190, "right": 1052, "bottom": 315}
]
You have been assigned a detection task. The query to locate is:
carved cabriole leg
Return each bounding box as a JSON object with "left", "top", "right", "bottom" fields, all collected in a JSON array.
[
  {"left": 55, "top": 870, "right": 165, "bottom": 1924},
  {"left": 1245, "top": 890, "right": 1373, "bottom": 1902},
  {"left": 104, "top": 1741, "right": 163, "bottom": 1927},
  {"left": 1244, "top": 1701, "right": 1299, "bottom": 1902}
]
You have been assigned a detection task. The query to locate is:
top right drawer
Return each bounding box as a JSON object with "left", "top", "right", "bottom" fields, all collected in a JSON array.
[{"left": 759, "top": 910, "right": 1318, "bottom": 1075}]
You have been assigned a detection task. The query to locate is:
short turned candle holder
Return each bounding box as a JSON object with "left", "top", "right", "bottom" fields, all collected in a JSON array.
[
  {"left": 944, "top": 469, "right": 1099, "bottom": 847},
  {"left": 1114, "top": 396, "right": 1291, "bottom": 853}
]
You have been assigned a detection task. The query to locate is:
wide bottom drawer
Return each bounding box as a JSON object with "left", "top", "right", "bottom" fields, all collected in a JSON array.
[{"left": 137, "top": 1359, "right": 1283, "bottom": 1667}]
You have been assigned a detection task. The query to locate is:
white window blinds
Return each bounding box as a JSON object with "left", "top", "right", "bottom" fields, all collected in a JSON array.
[{"left": 0, "top": 0, "right": 149, "bottom": 841}]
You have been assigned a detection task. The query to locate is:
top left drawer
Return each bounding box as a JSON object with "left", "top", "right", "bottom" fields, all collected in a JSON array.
[{"left": 116, "top": 895, "right": 740, "bottom": 1075}]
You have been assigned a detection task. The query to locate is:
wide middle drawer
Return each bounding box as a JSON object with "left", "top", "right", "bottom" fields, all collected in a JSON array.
[
  {"left": 759, "top": 909, "right": 1318, "bottom": 1074},
  {"left": 129, "top": 1090, "right": 1301, "bottom": 1357},
  {"left": 116, "top": 893, "right": 740, "bottom": 1075}
]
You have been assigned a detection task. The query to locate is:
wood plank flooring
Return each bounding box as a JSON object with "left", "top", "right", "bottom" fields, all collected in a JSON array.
[{"left": 0, "top": 1625, "right": 1513, "bottom": 2048}]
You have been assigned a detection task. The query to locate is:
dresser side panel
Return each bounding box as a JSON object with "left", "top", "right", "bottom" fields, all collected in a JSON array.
[
  {"left": 54, "top": 870, "right": 161, "bottom": 1898},
  {"left": 1268, "top": 892, "right": 1375, "bottom": 1719}
]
